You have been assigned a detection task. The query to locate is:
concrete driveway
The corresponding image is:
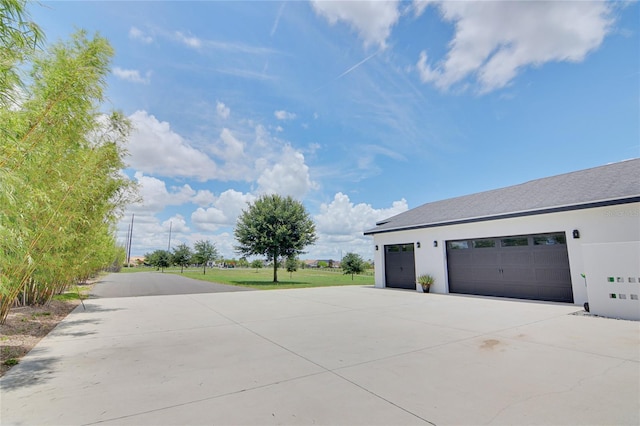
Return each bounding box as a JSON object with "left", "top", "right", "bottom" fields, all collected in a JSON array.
[{"left": 1, "top": 281, "right": 638, "bottom": 425}]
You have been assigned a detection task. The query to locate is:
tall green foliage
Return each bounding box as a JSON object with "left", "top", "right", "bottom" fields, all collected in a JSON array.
[
  {"left": 193, "top": 240, "right": 218, "bottom": 275},
  {"left": 234, "top": 194, "right": 317, "bottom": 283},
  {"left": 285, "top": 255, "right": 298, "bottom": 278},
  {"left": 171, "top": 243, "right": 192, "bottom": 273},
  {"left": 341, "top": 252, "right": 365, "bottom": 280},
  {"left": 0, "top": 21, "right": 136, "bottom": 322},
  {"left": 145, "top": 250, "right": 172, "bottom": 272},
  {"left": 0, "top": 0, "right": 43, "bottom": 107}
]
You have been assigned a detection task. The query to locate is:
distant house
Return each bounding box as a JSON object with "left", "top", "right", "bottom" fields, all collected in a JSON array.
[
  {"left": 303, "top": 260, "right": 319, "bottom": 268},
  {"left": 128, "top": 256, "right": 145, "bottom": 266},
  {"left": 302, "top": 259, "right": 340, "bottom": 268},
  {"left": 365, "top": 159, "right": 640, "bottom": 320}
]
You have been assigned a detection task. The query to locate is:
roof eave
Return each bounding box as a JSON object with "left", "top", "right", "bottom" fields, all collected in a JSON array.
[{"left": 363, "top": 196, "right": 640, "bottom": 236}]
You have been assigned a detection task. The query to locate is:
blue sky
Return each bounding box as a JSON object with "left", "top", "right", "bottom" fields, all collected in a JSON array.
[{"left": 31, "top": 1, "right": 639, "bottom": 260}]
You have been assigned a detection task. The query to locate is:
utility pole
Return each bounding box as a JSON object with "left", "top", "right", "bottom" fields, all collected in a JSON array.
[
  {"left": 167, "top": 221, "right": 172, "bottom": 251},
  {"left": 127, "top": 214, "right": 134, "bottom": 265},
  {"left": 124, "top": 222, "right": 131, "bottom": 266}
]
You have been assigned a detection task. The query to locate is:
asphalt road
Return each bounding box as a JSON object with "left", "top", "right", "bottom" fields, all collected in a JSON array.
[{"left": 91, "top": 271, "right": 254, "bottom": 298}]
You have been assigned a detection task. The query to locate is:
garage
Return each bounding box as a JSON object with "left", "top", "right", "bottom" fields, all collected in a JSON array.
[
  {"left": 366, "top": 159, "right": 639, "bottom": 309},
  {"left": 384, "top": 243, "right": 416, "bottom": 289},
  {"left": 446, "top": 232, "right": 573, "bottom": 303}
]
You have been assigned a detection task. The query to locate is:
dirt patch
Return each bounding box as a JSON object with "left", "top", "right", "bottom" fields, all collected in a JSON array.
[
  {"left": 0, "top": 283, "right": 95, "bottom": 377},
  {"left": 480, "top": 339, "right": 501, "bottom": 350}
]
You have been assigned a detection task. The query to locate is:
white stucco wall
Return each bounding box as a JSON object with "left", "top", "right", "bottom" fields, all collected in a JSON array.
[
  {"left": 371, "top": 202, "right": 640, "bottom": 306},
  {"left": 582, "top": 241, "right": 640, "bottom": 320}
]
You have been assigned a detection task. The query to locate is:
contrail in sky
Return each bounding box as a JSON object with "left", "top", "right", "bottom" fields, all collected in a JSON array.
[
  {"left": 270, "top": 3, "right": 286, "bottom": 37},
  {"left": 335, "top": 50, "right": 380, "bottom": 80},
  {"left": 313, "top": 50, "right": 381, "bottom": 92}
]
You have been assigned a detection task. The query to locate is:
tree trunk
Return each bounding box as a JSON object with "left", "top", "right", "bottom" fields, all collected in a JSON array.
[
  {"left": 272, "top": 249, "right": 278, "bottom": 282},
  {"left": 203, "top": 264, "right": 206, "bottom": 275}
]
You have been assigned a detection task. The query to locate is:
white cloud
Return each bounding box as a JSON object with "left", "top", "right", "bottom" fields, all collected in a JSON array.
[
  {"left": 214, "top": 128, "right": 245, "bottom": 161},
  {"left": 192, "top": 189, "right": 215, "bottom": 207},
  {"left": 274, "top": 110, "right": 297, "bottom": 120},
  {"left": 127, "top": 111, "right": 317, "bottom": 186},
  {"left": 306, "top": 193, "right": 409, "bottom": 261},
  {"left": 163, "top": 214, "right": 190, "bottom": 233},
  {"left": 173, "top": 31, "right": 278, "bottom": 55},
  {"left": 207, "top": 127, "right": 254, "bottom": 181},
  {"left": 310, "top": 0, "right": 400, "bottom": 49},
  {"left": 131, "top": 172, "right": 185, "bottom": 212},
  {"left": 412, "top": 0, "right": 435, "bottom": 18},
  {"left": 216, "top": 101, "right": 230, "bottom": 119},
  {"left": 175, "top": 31, "right": 202, "bottom": 48},
  {"left": 129, "top": 26, "right": 153, "bottom": 44},
  {"left": 118, "top": 212, "right": 166, "bottom": 255},
  {"left": 315, "top": 192, "right": 408, "bottom": 236},
  {"left": 306, "top": 143, "right": 321, "bottom": 155},
  {"left": 191, "top": 190, "right": 256, "bottom": 231},
  {"left": 113, "top": 67, "right": 151, "bottom": 84},
  {"left": 191, "top": 208, "right": 225, "bottom": 232},
  {"left": 127, "top": 110, "right": 219, "bottom": 180},
  {"left": 416, "top": 51, "right": 438, "bottom": 83},
  {"left": 257, "top": 146, "right": 317, "bottom": 199},
  {"left": 130, "top": 172, "right": 201, "bottom": 212},
  {"left": 415, "top": 1, "right": 614, "bottom": 93}
]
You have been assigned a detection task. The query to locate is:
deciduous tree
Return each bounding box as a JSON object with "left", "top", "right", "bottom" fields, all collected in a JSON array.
[
  {"left": 341, "top": 252, "right": 365, "bottom": 280},
  {"left": 285, "top": 255, "right": 298, "bottom": 278},
  {"left": 145, "top": 250, "right": 171, "bottom": 272},
  {"left": 234, "top": 194, "right": 317, "bottom": 283},
  {"left": 193, "top": 240, "right": 218, "bottom": 275},
  {"left": 250, "top": 259, "right": 263, "bottom": 272},
  {"left": 171, "top": 243, "right": 192, "bottom": 273}
]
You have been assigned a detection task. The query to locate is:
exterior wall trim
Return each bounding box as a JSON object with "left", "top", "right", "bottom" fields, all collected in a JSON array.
[{"left": 364, "top": 196, "right": 640, "bottom": 236}]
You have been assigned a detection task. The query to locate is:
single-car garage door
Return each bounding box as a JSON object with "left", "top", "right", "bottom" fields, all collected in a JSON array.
[
  {"left": 385, "top": 243, "right": 416, "bottom": 290},
  {"left": 446, "top": 232, "right": 573, "bottom": 303}
]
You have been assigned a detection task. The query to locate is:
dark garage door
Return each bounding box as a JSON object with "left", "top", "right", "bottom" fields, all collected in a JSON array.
[
  {"left": 385, "top": 243, "right": 416, "bottom": 290},
  {"left": 446, "top": 232, "right": 573, "bottom": 303}
]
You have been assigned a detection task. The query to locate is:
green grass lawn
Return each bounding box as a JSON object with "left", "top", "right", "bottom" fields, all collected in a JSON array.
[
  {"left": 166, "top": 267, "right": 374, "bottom": 290},
  {"left": 118, "top": 266, "right": 152, "bottom": 273}
]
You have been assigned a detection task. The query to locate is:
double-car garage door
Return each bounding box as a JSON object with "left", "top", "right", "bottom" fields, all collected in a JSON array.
[
  {"left": 384, "top": 232, "right": 574, "bottom": 303},
  {"left": 446, "top": 232, "right": 573, "bottom": 303}
]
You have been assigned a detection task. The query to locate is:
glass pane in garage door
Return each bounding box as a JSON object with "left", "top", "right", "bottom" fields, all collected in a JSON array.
[
  {"left": 448, "top": 241, "right": 469, "bottom": 250},
  {"left": 501, "top": 237, "right": 529, "bottom": 247},
  {"left": 473, "top": 239, "right": 496, "bottom": 248},
  {"left": 533, "top": 233, "right": 566, "bottom": 245}
]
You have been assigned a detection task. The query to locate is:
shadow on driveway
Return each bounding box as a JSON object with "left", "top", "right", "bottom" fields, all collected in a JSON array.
[{"left": 0, "top": 348, "right": 61, "bottom": 392}]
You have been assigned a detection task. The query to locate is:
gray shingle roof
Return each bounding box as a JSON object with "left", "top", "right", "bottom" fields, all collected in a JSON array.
[{"left": 365, "top": 158, "right": 640, "bottom": 235}]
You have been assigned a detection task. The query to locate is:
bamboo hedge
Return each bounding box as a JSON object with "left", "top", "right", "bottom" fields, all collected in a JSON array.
[{"left": 0, "top": 1, "right": 137, "bottom": 323}]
